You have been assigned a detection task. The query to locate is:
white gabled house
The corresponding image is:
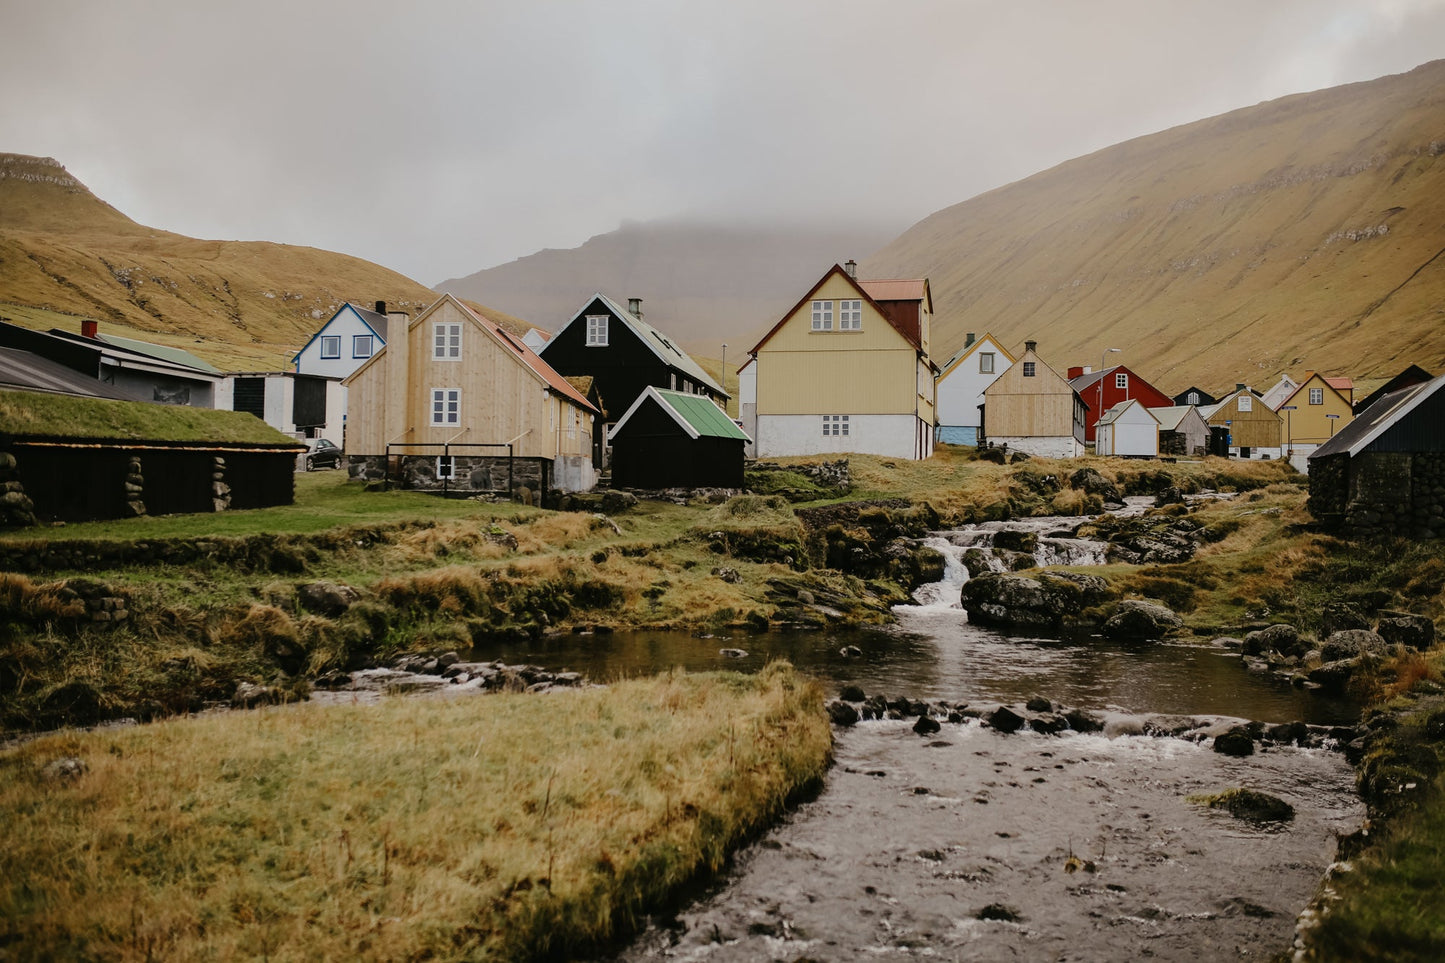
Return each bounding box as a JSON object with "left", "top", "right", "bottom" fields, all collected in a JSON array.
[
  {"left": 294, "top": 301, "right": 404, "bottom": 380},
  {"left": 935, "top": 332, "right": 1014, "bottom": 446},
  {"left": 1095, "top": 399, "right": 1160, "bottom": 458}
]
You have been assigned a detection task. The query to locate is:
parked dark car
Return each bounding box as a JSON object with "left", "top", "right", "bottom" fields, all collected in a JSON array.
[{"left": 304, "top": 438, "right": 343, "bottom": 471}]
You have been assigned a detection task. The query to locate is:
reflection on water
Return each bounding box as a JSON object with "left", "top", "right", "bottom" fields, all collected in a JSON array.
[{"left": 470, "top": 609, "right": 1360, "bottom": 726}]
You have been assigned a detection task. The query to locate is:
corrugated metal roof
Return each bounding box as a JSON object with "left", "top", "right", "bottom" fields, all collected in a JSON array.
[
  {"left": 0, "top": 347, "right": 133, "bottom": 400},
  {"left": 1147, "top": 405, "right": 1193, "bottom": 431},
  {"left": 96, "top": 334, "right": 221, "bottom": 374},
  {"left": 460, "top": 302, "right": 599, "bottom": 414},
  {"left": 611, "top": 386, "right": 749, "bottom": 441},
  {"left": 858, "top": 279, "right": 927, "bottom": 302},
  {"left": 1310, "top": 374, "right": 1445, "bottom": 459}
]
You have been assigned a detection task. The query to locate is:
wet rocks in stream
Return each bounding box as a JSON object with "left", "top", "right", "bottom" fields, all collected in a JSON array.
[{"left": 959, "top": 570, "right": 1110, "bottom": 631}]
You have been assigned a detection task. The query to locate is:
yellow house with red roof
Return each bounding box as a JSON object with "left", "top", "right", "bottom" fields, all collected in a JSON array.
[
  {"left": 745, "top": 262, "right": 937, "bottom": 459},
  {"left": 1278, "top": 372, "right": 1354, "bottom": 454},
  {"left": 343, "top": 294, "right": 599, "bottom": 492}
]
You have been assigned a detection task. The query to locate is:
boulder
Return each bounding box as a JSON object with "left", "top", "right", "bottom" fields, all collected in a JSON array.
[
  {"left": 912, "top": 715, "right": 941, "bottom": 736},
  {"left": 992, "top": 530, "right": 1038, "bottom": 554},
  {"left": 1025, "top": 696, "right": 1053, "bottom": 713},
  {"left": 1064, "top": 708, "right": 1105, "bottom": 733},
  {"left": 1242, "top": 624, "right": 1305, "bottom": 658},
  {"left": 987, "top": 705, "right": 1026, "bottom": 733},
  {"left": 1154, "top": 486, "right": 1185, "bottom": 507},
  {"left": 827, "top": 700, "right": 860, "bottom": 727},
  {"left": 1319, "top": 601, "right": 1372, "bottom": 637},
  {"left": 1102, "top": 599, "right": 1183, "bottom": 641},
  {"left": 961, "top": 571, "right": 1110, "bottom": 632},
  {"left": 838, "top": 683, "right": 866, "bottom": 702},
  {"left": 1212, "top": 726, "right": 1255, "bottom": 757},
  {"left": 1376, "top": 610, "right": 1436, "bottom": 650},
  {"left": 1196, "top": 788, "right": 1295, "bottom": 824},
  {"left": 1069, "top": 468, "right": 1121, "bottom": 503},
  {"left": 1320, "top": 629, "right": 1389, "bottom": 663},
  {"left": 298, "top": 580, "right": 362, "bottom": 617}
]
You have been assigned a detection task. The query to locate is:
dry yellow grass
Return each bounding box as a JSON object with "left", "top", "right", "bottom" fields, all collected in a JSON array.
[{"left": 0, "top": 665, "right": 829, "bottom": 962}]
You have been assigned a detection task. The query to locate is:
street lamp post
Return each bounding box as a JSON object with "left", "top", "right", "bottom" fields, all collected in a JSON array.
[
  {"left": 1097, "top": 347, "right": 1120, "bottom": 447},
  {"left": 1326, "top": 412, "right": 1340, "bottom": 436},
  {"left": 1280, "top": 405, "right": 1296, "bottom": 457}
]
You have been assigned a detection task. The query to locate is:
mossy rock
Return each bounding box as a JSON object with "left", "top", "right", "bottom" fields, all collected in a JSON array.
[{"left": 1191, "top": 788, "right": 1295, "bottom": 824}]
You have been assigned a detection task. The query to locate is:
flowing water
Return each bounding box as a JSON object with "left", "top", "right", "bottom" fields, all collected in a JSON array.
[{"left": 467, "top": 509, "right": 1365, "bottom": 960}]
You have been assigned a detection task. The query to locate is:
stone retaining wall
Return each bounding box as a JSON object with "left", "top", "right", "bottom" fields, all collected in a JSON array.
[
  {"left": 348, "top": 454, "right": 546, "bottom": 495},
  {"left": 1310, "top": 451, "right": 1445, "bottom": 539}
]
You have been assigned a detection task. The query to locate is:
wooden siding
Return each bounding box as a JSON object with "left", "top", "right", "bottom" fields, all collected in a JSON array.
[
  {"left": 984, "top": 350, "right": 1081, "bottom": 439},
  {"left": 345, "top": 299, "right": 592, "bottom": 460},
  {"left": 1206, "top": 392, "right": 1281, "bottom": 449},
  {"left": 1282, "top": 374, "right": 1354, "bottom": 445},
  {"left": 756, "top": 273, "right": 926, "bottom": 417}
]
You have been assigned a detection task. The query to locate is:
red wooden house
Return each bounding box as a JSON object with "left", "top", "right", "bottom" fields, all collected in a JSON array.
[{"left": 1067, "top": 365, "right": 1174, "bottom": 444}]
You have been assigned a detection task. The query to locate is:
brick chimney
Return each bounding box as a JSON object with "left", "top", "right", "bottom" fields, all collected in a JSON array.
[{"left": 81, "top": 319, "right": 98, "bottom": 339}]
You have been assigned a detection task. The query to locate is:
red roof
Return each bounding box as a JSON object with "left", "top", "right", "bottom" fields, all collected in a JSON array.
[
  {"left": 461, "top": 303, "right": 598, "bottom": 414},
  {"left": 1325, "top": 377, "right": 1353, "bottom": 391},
  {"left": 859, "top": 279, "right": 927, "bottom": 303}
]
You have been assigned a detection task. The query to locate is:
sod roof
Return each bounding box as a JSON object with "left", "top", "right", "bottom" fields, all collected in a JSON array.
[{"left": 0, "top": 388, "right": 305, "bottom": 448}]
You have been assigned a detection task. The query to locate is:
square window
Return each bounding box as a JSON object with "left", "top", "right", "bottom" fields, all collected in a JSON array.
[
  {"left": 1238, "top": 395, "right": 1253, "bottom": 412},
  {"left": 979, "top": 352, "right": 995, "bottom": 374},
  {"left": 586, "top": 314, "right": 608, "bottom": 346},
  {"left": 319, "top": 335, "right": 341, "bottom": 359},
  {"left": 352, "top": 334, "right": 374, "bottom": 358},
  {"left": 1022, "top": 362, "right": 1036, "bottom": 377},
  {"left": 1115, "top": 372, "right": 1128, "bottom": 389},
  {"left": 433, "top": 323, "right": 461, "bottom": 360},
  {"left": 839, "top": 300, "right": 862, "bottom": 330},
  {"left": 431, "top": 388, "right": 460, "bottom": 426},
  {"left": 811, "top": 300, "right": 833, "bottom": 331},
  {"left": 1309, "top": 387, "right": 1324, "bottom": 405}
]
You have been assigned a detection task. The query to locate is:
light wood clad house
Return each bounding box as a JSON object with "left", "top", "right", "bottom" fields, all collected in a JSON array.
[
  {"left": 747, "top": 262, "right": 937, "bottom": 459},
  {"left": 342, "top": 294, "right": 599, "bottom": 493},
  {"left": 1202, "top": 385, "right": 1281, "bottom": 459},
  {"left": 981, "top": 340, "right": 1087, "bottom": 457}
]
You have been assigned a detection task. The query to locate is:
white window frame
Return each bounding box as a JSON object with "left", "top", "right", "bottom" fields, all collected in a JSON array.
[
  {"left": 1187, "top": 391, "right": 1200, "bottom": 405},
  {"left": 1115, "top": 372, "right": 1128, "bottom": 390},
  {"left": 811, "top": 300, "right": 833, "bottom": 331},
  {"left": 979, "top": 352, "right": 995, "bottom": 374},
  {"left": 586, "top": 314, "right": 609, "bottom": 346},
  {"left": 319, "top": 335, "right": 341, "bottom": 360},
  {"left": 1238, "top": 395, "right": 1253, "bottom": 412},
  {"left": 822, "top": 414, "right": 849, "bottom": 436},
  {"left": 1309, "top": 387, "right": 1324, "bottom": 405},
  {"left": 433, "top": 322, "right": 462, "bottom": 360},
  {"left": 839, "top": 300, "right": 862, "bottom": 330},
  {"left": 431, "top": 388, "right": 461, "bottom": 426},
  {"left": 352, "top": 334, "right": 374, "bottom": 359}
]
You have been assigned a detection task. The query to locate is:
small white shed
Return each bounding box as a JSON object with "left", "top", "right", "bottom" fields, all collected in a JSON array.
[{"left": 1096, "top": 399, "right": 1159, "bottom": 457}]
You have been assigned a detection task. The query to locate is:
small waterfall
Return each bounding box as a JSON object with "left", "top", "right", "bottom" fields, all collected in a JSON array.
[
  {"left": 1035, "top": 535, "right": 1109, "bottom": 567},
  {"left": 905, "top": 536, "right": 970, "bottom": 611}
]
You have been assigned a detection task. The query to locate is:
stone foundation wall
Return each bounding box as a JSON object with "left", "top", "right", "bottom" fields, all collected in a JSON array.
[
  {"left": 0, "top": 450, "right": 36, "bottom": 527},
  {"left": 1312, "top": 451, "right": 1445, "bottom": 539},
  {"left": 348, "top": 454, "right": 547, "bottom": 495}
]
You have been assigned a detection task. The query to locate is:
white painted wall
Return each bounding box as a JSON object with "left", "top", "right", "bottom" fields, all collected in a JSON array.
[
  {"left": 936, "top": 338, "right": 1009, "bottom": 429},
  {"left": 991, "top": 435, "right": 1084, "bottom": 459},
  {"left": 738, "top": 362, "right": 757, "bottom": 457},
  {"left": 1098, "top": 405, "right": 1159, "bottom": 457},
  {"left": 756, "top": 413, "right": 921, "bottom": 459},
  {"left": 295, "top": 305, "right": 385, "bottom": 380}
]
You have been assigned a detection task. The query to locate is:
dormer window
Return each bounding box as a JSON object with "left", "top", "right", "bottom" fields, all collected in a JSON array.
[
  {"left": 586, "top": 314, "right": 608, "bottom": 346},
  {"left": 811, "top": 300, "right": 833, "bottom": 331}
]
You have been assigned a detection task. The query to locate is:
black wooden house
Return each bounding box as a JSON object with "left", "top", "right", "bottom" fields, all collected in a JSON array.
[
  {"left": 608, "top": 387, "right": 749, "bottom": 489},
  {"left": 539, "top": 295, "right": 728, "bottom": 449}
]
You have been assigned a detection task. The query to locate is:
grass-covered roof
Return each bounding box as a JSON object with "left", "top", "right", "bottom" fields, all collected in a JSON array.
[{"left": 0, "top": 388, "right": 304, "bottom": 447}]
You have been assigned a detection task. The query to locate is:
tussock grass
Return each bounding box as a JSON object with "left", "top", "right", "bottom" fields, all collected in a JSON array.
[{"left": 0, "top": 664, "right": 830, "bottom": 962}]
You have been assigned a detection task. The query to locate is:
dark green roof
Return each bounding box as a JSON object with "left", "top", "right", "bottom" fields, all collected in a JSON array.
[
  {"left": 0, "top": 388, "right": 304, "bottom": 447},
  {"left": 652, "top": 388, "right": 749, "bottom": 440}
]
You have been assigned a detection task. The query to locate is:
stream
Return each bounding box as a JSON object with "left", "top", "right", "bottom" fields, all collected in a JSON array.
[{"left": 466, "top": 506, "right": 1365, "bottom": 961}]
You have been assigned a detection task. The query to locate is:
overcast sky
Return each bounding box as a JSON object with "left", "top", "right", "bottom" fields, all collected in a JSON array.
[{"left": 3, "top": 1, "right": 1444, "bottom": 285}]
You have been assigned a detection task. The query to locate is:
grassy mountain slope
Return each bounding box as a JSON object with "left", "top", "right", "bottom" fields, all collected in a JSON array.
[
  {"left": 436, "top": 219, "right": 899, "bottom": 356},
  {"left": 0, "top": 154, "right": 528, "bottom": 371},
  {"left": 864, "top": 60, "right": 1445, "bottom": 391}
]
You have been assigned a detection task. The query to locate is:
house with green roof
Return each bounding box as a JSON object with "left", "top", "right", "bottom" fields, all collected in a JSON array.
[{"left": 607, "top": 386, "right": 749, "bottom": 489}]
